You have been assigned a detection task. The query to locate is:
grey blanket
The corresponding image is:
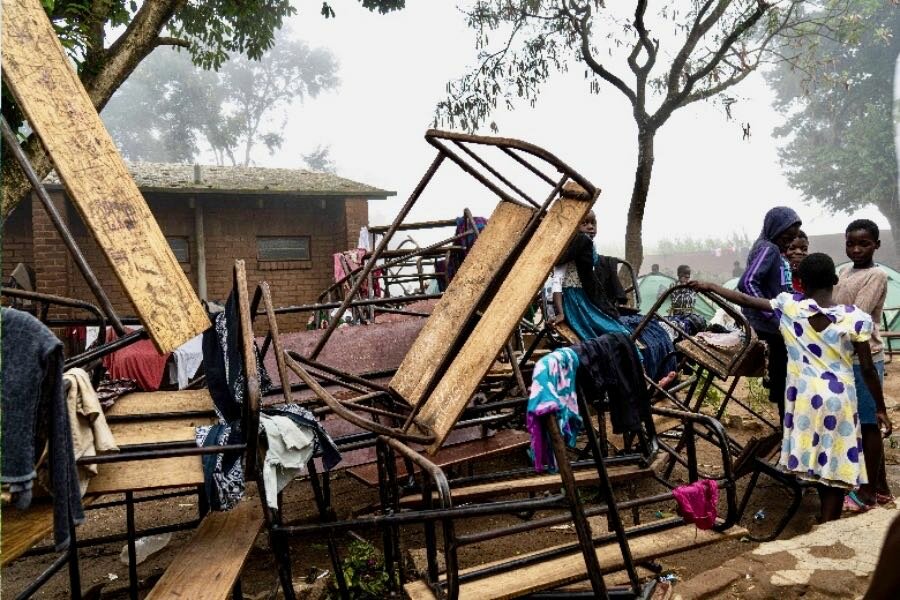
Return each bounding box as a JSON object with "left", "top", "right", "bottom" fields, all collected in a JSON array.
[{"left": 2, "top": 308, "right": 84, "bottom": 549}]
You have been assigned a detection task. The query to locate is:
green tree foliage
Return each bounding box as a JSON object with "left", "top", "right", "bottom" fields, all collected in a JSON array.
[
  {"left": 1, "top": 0, "right": 403, "bottom": 220},
  {"left": 436, "top": 1, "right": 852, "bottom": 273},
  {"left": 302, "top": 144, "right": 338, "bottom": 172},
  {"left": 769, "top": 1, "right": 899, "bottom": 253},
  {"left": 102, "top": 36, "right": 339, "bottom": 167}
]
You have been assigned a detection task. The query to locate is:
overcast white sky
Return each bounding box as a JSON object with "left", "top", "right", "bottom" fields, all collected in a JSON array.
[{"left": 196, "top": 0, "right": 893, "bottom": 253}]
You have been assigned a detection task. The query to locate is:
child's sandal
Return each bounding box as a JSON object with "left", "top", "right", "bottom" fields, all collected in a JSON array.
[
  {"left": 843, "top": 491, "right": 871, "bottom": 513},
  {"left": 875, "top": 492, "right": 895, "bottom": 506}
]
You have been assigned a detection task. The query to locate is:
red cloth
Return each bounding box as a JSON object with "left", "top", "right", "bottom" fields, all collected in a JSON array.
[
  {"left": 792, "top": 274, "right": 805, "bottom": 295},
  {"left": 101, "top": 327, "right": 171, "bottom": 391},
  {"left": 672, "top": 479, "right": 719, "bottom": 530}
]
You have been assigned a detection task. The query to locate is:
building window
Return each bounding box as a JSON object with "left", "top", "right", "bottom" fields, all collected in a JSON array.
[
  {"left": 167, "top": 236, "right": 190, "bottom": 264},
  {"left": 257, "top": 236, "right": 311, "bottom": 261}
]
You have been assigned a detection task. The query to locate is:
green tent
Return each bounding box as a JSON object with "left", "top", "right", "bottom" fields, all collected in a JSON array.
[
  {"left": 723, "top": 277, "right": 739, "bottom": 290},
  {"left": 636, "top": 273, "right": 717, "bottom": 319},
  {"left": 835, "top": 262, "right": 900, "bottom": 332}
]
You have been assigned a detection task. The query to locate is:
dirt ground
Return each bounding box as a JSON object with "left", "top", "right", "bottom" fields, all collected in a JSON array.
[{"left": 5, "top": 361, "right": 900, "bottom": 599}]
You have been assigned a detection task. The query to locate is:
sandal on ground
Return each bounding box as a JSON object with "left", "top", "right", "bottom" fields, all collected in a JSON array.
[
  {"left": 875, "top": 492, "right": 896, "bottom": 505},
  {"left": 843, "top": 491, "right": 871, "bottom": 513}
]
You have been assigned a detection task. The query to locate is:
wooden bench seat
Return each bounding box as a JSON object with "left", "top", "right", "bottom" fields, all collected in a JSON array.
[
  {"left": 398, "top": 463, "right": 652, "bottom": 508},
  {"left": 0, "top": 392, "right": 215, "bottom": 567},
  {"left": 82, "top": 389, "right": 215, "bottom": 494},
  {"left": 404, "top": 521, "right": 748, "bottom": 600},
  {"left": 1, "top": 502, "right": 58, "bottom": 567},
  {"left": 144, "top": 496, "right": 263, "bottom": 600},
  {"left": 347, "top": 429, "right": 529, "bottom": 487},
  {"left": 105, "top": 389, "right": 214, "bottom": 418}
]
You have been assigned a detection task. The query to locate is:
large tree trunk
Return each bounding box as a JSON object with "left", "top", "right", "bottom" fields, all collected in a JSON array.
[
  {"left": 0, "top": 0, "right": 184, "bottom": 221},
  {"left": 624, "top": 127, "right": 656, "bottom": 274}
]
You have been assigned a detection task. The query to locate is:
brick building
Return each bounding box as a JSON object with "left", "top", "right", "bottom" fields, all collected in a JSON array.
[{"left": 2, "top": 163, "right": 394, "bottom": 331}]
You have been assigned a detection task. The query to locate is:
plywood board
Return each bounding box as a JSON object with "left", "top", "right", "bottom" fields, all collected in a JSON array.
[
  {"left": 145, "top": 497, "right": 263, "bottom": 600},
  {"left": 404, "top": 523, "right": 748, "bottom": 600},
  {"left": 390, "top": 201, "right": 534, "bottom": 406},
  {"left": 1, "top": 0, "right": 209, "bottom": 353},
  {"left": 106, "top": 390, "right": 214, "bottom": 417},
  {"left": 415, "top": 197, "right": 592, "bottom": 451},
  {"left": 87, "top": 456, "right": 204, "bottom": 495}
]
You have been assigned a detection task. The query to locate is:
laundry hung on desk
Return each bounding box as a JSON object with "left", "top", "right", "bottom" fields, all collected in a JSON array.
[
  {"left": 527, "top": 347, "right": 583, "bottom": 473},
  {"left": 63, "top": 368, "right": 119, "bottom": 495},
  {"left": 197, "top": 293, "right": 341, "bottom": 510},
  {"left": 102, "top": 327, "right": 170, "bottom": 392},
  {"left": 1, "top": 308, "right": 84, "bottom": 550},
  {"left": 574, "top": 333, "right": 651, "bottom": 436}
]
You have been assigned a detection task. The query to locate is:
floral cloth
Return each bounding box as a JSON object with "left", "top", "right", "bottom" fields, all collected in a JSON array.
[
  {"left": 527, "top": 348, "right": 582, "bottom": 473},
  {"left": 772, "top": 292, "right": 873, "bottom": 489}
]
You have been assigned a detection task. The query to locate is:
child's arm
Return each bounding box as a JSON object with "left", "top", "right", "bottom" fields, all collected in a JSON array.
[
  {"left": 688, "top": 281, "right": 772, "bottom": 312},
  {"left": 552, "top": 291, "right": 565, "bottom": 325},
  {"left": 854, "top": 340, "right": 893, "bottom": 437}
]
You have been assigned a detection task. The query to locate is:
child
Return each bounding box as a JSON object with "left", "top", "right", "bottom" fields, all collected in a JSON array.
[
  {"left": 738, "top": 206, "right": 802, "bottom": 422},
  {"left": 833, "top": 219, "right": 893, "bottom": 509},
  {"left": 551, "top": 211, "right": 631, "bottom": 340},
  {"left": 691, "top": 253, "right": 891, "bottom": 522},
  {"left": 787, "top": 230, "right": 809, "bottom": 294},
  {"left": 669, "top": 265, "right": 697, "bottom": 316}
]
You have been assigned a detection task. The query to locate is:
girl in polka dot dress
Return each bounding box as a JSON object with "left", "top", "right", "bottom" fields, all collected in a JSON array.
[{"left": 691, "top": 253, "right": 892, "bottom": 522}]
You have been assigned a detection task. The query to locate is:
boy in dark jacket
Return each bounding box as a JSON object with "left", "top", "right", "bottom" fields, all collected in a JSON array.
[{"left": 738, "top": 206, "right": 802, "bottom": 422}]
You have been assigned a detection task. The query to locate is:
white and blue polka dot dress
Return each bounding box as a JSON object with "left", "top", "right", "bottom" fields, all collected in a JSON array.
[{"left": 770, "top": 292, "right": 873, "bottom": 489}]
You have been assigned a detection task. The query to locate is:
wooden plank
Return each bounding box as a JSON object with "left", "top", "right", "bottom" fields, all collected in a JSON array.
[
  {"left": 1, "top": 502, "right": 54, "bottom": 566},
  {"left": 416, "top": 196, "right": 592, "bottom": 451},
  {"left": 398, "top": 464, "right": 652, "bottom": 508},
  {"left": 105, "top": 390, "right": 214, "bottom": 417},
  {"left": 1, "top": 498, "right": 95, "bottom": 566},
  {"left": 145, "top": 497, "right": 263, "bottom": 600},
  {"left": 1, "top": 0, "right": 209, "bottom": 353},
  {"left": 87, "top": 456, "right": 204, "bottom": 495},
  {"left": 404, "top": 523, "right": 748, "bottom": 600},
  {"left": 348, "top": 429, "right": 529, "bottom": 487},
  {"left": 109, "top": 418, "right": 216, "bottom": 447},
  {"left": 391, "top": 201, "right": 534, "bottom": 406}
]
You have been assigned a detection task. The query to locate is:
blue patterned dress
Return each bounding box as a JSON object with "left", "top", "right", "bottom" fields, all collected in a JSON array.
[{"left": 771, "top": 292, "right": 873, "bottom": 489}]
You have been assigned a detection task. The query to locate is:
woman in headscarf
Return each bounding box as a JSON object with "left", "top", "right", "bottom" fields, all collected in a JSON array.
[{"left": 738, "top": 206, "right": 802, "bottom": 423}]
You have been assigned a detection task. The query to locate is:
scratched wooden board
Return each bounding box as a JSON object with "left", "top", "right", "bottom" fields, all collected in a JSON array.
[
  {"left": 416, "top": 196, "right": 592, "bottom": 452},
  {"left": 390, "top": 201, "right": 534, "bottom": 406},
  {"left": 1, "top": 0, "right": 209, "bottom": 353}
]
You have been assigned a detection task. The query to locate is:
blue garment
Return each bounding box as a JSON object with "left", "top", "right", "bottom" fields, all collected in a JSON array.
[
  {"left": 527, "top": 348, "right": 582, "bottom": 473},
  {"left": 619, "top": 314, "right": 676, "bottom": 382},
  {"left": 562, "top": 287, "right": 632, "bottom": 341},
  {"left": 738, "top": 206, "right": 801, "bottom": 334},
  {"left": 853, "top": 360, "right": 884, "bottom": 425}
]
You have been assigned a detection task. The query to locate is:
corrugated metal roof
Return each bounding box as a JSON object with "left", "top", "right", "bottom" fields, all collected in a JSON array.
[{"left": 43, "top": 162, "right": 395, "bottom": 199}]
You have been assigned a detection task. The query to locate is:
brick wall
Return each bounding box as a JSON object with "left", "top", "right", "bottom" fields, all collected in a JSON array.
[
  {"left": 344, "top": 197, "right": 370, "bottom": 249},
  {"left": 1, "top": 200, "right": 34, "bottom": 283},
  {"left": 16, "top": 191, "right": 362, "bottom": 334},
  {"left": 202, "top": 196, "right": 343, "bottom": 331}
]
